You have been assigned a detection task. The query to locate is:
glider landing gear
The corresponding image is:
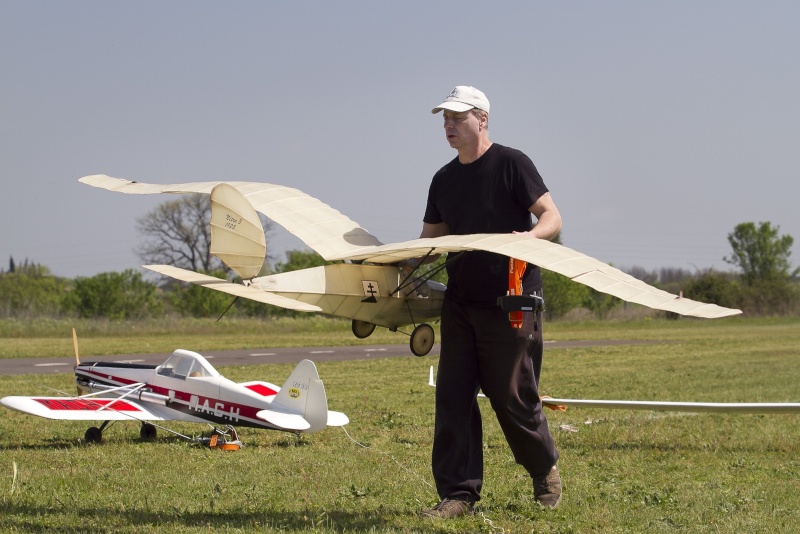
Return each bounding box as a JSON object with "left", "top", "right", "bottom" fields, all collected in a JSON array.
[
  {"left": 353, "top": 319, "right": 435, "bottom": 357},
  {"left": 351, "top": 319, "right": 377, "bottom": 339},
  {"left": 410, "top": 323, "right": 435, "bottom": 357}
]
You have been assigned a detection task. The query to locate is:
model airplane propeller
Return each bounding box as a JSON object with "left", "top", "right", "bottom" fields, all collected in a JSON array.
[
  {"left": 77, "top": 174, "right": 742, "bottom": 357},
  {"left": 1, "top": 329, "right": 348, "bottom": 445}
]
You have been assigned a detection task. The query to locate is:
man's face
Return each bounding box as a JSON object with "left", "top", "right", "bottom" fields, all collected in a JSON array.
[{"left": 442, "top": 109, "right": 482, "bottom": 150}]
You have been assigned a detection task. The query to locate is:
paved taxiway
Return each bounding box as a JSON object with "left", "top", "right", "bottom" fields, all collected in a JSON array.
[{"left": 0, "top": 340, "right": 654, "bottom": 376}]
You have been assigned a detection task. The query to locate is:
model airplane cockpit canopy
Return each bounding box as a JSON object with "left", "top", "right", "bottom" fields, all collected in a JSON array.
[{"left": 156, "top": 349, "right": 219, "bottom": 379}]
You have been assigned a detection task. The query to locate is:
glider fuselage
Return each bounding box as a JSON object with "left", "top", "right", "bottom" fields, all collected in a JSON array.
[{"left": 252, "top": 263, "right": 446, "bottom": 329}]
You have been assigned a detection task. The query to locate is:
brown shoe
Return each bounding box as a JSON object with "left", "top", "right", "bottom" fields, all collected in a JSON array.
[
  {"left": 533, "top": 465, "right": 562, "bottom": 508},
  {"left": 420, "top": 498, "right": 474, "bottom": 519}
]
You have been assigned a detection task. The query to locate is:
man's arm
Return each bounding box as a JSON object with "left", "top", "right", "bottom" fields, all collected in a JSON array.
[
  {"left": 398, "top": 222, "right": 449, "bottom": 271},
  {"left": 420, "top": 221, "right": 449, "bottom": 239},
  {"left": 518, "top": 192, "right": 562, "bottom": 241}
]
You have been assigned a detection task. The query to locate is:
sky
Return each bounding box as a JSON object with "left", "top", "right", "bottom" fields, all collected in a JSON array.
[{"left": 2, "top": 2, "right": 799, "bottom": 279}]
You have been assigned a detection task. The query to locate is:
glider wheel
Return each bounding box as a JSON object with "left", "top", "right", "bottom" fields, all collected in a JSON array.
[
  {"left": 85, "top": 426, "right": 103, "bottom": 444},
  {"left": 140, "top": 423, "right": 157, "bottom": 441},
  {"left": 410, "top": 323, "right": 435, "bottom": 357},
  {"left": 352, "top": 319, "right": 377, "bottom": 339}
]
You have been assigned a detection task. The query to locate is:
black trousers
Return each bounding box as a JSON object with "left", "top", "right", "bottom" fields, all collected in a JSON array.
[{"left": 431, "top": 297, "right": 559, "bottom": 503}]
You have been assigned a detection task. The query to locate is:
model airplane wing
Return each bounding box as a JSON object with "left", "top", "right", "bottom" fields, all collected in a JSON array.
[
  {"left": 0, "top": 395, "right": 169, "bottom": 421},
  {"left": 80, "top": 175, "right": 740, "bottom": 319},
  {"left": 326, "top": 234, "right": 742, "bottom": 319},
  {"left": 79, "top": 174, "right": 383, "bottom": 260},
  {"left": 141, "top": 264, "right": 322, "bottom": 312}
]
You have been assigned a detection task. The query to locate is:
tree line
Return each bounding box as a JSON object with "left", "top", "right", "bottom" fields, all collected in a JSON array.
[{"left": 2, "top": 195, "right": 797, "bottom": 320}]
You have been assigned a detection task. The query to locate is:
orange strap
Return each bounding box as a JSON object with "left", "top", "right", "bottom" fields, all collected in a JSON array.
[
  {"left": 508, "top": 257, "right": 527, "bottom": 328},
  {"left": 540, "top": 396, "right": 567, "bottom": 412}
]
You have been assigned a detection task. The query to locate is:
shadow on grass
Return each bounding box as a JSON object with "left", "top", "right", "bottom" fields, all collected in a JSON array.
[
  {"left": 0, "top": 502, "right": 460, "bottom": 533},
  {"left": 0, "top": 433, "right": 191, "bottom": 451},
  {"left": 0, "top": 431, "right": 318, "bottom": 452}
]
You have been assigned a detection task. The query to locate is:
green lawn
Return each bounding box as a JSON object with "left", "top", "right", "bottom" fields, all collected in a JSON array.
[{"left": 1, "top": 317, "right": 799, "bottom": 532}]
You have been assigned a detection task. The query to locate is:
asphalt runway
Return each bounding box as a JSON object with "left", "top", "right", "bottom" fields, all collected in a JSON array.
[{"left": 0, "top": 340, "right": 653, "bottom": 376}]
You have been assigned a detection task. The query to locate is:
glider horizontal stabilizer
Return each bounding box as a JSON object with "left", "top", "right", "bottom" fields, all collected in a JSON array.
[{"left": 142, "top": 265, "right": 322, "bottom": 312}]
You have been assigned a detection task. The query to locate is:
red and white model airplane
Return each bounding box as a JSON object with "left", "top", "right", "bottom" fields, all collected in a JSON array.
[
  {"left": 77, "top": 175, "right": 742, "bottom": 357},
  {"left": 1, "top": 331, "right": 348, "bottom": 446}
]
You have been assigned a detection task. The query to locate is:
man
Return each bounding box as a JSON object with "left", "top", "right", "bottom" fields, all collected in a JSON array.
[{"left": 417, "top": 86, "right": 563, "bottom": 518}]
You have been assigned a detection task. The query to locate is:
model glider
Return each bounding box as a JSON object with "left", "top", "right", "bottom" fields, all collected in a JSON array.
[
  {"left": 427, "top": 367, "right": 800, "bottom": 414},
  {"left": 1, "top": 332, "right": 348, "bottom": 445},
  {"left": 78, "top": 174, "right": 741, "bottom": 356}
]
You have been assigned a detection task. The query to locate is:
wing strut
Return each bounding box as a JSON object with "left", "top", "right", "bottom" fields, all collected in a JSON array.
[
  {"left": 392, "top": 248, "right": 438, "bottom": 298},
  {"left": 391, "top": 249, "right": 462, "bottom": 298},
  {"left": 216, "top": 296, "right": 240, "bottom": 322}
]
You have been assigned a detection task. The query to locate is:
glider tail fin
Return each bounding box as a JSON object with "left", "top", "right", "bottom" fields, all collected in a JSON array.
[
  {"left": 257, "top": 359, "right": 348, "bottom": 433},
  {"left": 209, "top": 183, "right": 266, "bottom": 280}
]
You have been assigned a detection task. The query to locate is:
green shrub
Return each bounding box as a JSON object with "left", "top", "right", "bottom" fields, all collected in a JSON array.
[
  {"left": 68, "top": 269, "right": 161, "bottom": 319},
  {"left": 0, "top": 271, "right": 69, "bottom": 318}
]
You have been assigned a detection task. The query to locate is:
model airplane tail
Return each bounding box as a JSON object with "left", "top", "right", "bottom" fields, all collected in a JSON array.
[
  {"left": 257, "top": 359, "right": 349, "bottom": 433},
  {"left": 209, "top": 183, "right": 267, "bottom": 280}
]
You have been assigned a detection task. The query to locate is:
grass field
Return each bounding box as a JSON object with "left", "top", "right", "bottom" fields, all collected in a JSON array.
[{"left": 1, "top": 316, "right": 799, "bottom": 532}]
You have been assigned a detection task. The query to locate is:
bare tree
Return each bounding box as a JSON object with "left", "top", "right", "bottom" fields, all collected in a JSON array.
[
  {"left": 135, "top": 194, "right": 275, "bottom": 274},
  {"left": 625, "top": 266, "right": 657, "bottom": 285},
  {"left": 658, "top": 267, "right": 692, "bottom": 285},
  {"left": 135, "top": 194, "right": 222, "bottom": 272}
]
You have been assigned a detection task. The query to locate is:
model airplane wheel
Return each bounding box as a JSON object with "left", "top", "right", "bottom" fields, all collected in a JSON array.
[
  {"left": 85, "top": 426, "right": 102, "bottom": 444},
  {"left": 352, "top": 319, "right": 377, "bottom": 339},
  {"left": 140, "top": 423, "right": 157, "bottom": 441},
  {"left": 410, "top": 323, "right": 435, "bottom": 357}
]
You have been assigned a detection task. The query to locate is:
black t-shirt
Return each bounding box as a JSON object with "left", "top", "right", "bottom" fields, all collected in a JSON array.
[{"left": 423, "top": 143, "right": 550, "bottom": 305}]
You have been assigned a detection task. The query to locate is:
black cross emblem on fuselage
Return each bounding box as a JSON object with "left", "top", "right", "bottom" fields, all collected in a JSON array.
[{"left": 362, "top": 282, "right": 378, "bottom": 303}]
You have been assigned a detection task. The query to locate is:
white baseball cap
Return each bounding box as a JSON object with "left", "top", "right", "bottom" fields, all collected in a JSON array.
[{"left": 431, "top": 86, "right": 491, "bottom": 114}]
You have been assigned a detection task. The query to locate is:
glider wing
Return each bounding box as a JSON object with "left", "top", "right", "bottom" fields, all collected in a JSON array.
[
  {"left": 79, "top": 174, "right": 383, "bottom": 260},
  {"left": 541, "top": 397, "right": 800, "bottom": 414},
  {"left": 329, "top": 233, "right": 741, "bottom": 319}
]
